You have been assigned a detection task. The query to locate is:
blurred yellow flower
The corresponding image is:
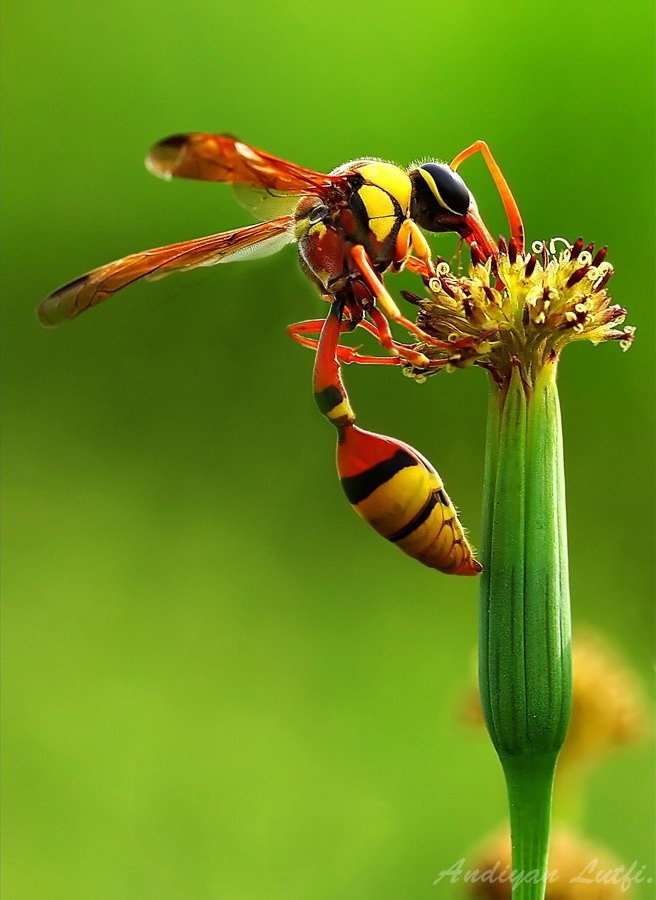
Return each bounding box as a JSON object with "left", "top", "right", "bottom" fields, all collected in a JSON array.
[
  {"left": 466, "top": 826, "right": 643, "bottom": 899},
  {"left": 559, "top": 630, "right": 646, "bottom": 770}
]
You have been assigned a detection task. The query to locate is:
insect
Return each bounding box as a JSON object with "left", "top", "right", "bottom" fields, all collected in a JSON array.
[{"left": 39, "top": 133, "right": 524, "bottom": 573}]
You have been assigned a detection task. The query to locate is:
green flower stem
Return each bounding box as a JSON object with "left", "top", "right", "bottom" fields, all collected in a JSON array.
[{"left": 479, "top": 360, "right": 573, "bottom": 900}]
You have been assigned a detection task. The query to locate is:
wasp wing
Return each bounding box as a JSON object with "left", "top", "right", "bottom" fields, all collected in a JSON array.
[
  {"left": 145, "top": 133, "right": 344, "bottom": 197},
  {"left": 232, "top": 183, "right": 303, "bottom": 221},
  {"left": 38, "top": 216, "right": 295, "bottom": 327}
]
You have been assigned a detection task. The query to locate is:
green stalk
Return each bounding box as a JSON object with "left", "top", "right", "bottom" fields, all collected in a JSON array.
[{"left": 479, "top": 360, "right": 572, "bottom": 900}]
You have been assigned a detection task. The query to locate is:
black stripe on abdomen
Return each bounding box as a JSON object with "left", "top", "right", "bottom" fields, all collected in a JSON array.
[
  {"left": 340, "top": 449, "right": 417, "bottom": 505},
  {"left": 388, "top": 491, "right": 438, "bottom": 543}
]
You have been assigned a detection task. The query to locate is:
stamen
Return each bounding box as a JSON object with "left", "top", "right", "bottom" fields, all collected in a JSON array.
[
  {"left": 400, "top": 290, "right": 424, "bottom": 306},
  {"left": 438, "top": 279, "right": 458, "bottom": 300},
  {"left": 593, "top": 269, "right": 613, "bottom": 292},
  {"left": 621, "top": 326, "right": 636, "bottom": 350},
  {"left": 566, "top": 266, "right": 590, "bottom": 288},
  {"left": 568, "top": 237, "right": 584, "bottom": 260},
  {"left": 525, "top": 255, "right": 537, "bottom": 278},
  {"left": 541, "top": 242, "right": 549, "bottom": 268},
  {"left": 471, "top": 244, "right": 484, "bottom": 266},
  {"left": 591, "top": 246, "right": 607, "bottom": 267}
]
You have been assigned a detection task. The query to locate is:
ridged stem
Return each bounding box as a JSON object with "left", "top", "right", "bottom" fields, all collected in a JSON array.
[{"left": 479, "top": 359, "right": 572, "bottom": 900}]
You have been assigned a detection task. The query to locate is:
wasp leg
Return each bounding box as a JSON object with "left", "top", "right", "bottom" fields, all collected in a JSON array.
[
  {"left": 450, "top": 141, "right": 525, "bottom": 254},
  {"left": 352, "top": 318, "right": 458, "bottom": 357},
  {"left": 350, "top": 244, "right": 432, "bottom": 357},
  {"left": 393, "top": 219, "right": 435, "bottom": 275},
  {"left": 366, "top": 305, "right": 483, "bottom": 355},
  {"left": 404, "top": 255, "right": 434, "bottom": 278},
  {"left": 288, "top": 318, "right": 402, "bottom": 365},
  {"left": 313, "top": 298, "right": 481, "bottom": 576},
  {"left": 292, "top": 317, "right": 455, "bottom": 371},
  {"left": 350, "top": 245, "right": 476, "bottom": 357},
  {"left": 289, "top": 313, "right": 457, "bottom": 365}
]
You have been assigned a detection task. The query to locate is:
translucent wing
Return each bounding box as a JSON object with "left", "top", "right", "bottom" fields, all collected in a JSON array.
[
  {"left": 145, "top": 132, "right": 344, "bottom": 197},
  {"left": 232, "top": 183, "right": 302, "bottom": 221},
  {"left": 38, "top": 216, "right": 295, "bottom": 327}
]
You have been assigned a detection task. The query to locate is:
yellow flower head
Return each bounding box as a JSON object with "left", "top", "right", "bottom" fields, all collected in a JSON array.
[{"left": 403, "top": 238, "right": 634, "bottom": 384}]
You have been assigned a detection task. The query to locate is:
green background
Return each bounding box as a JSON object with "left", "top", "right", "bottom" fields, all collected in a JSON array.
[{"left": 2, "top": 0, "right": 654, "bottom": 897}]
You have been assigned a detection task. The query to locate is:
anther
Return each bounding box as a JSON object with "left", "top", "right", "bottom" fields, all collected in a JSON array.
[
  {"left": 470, "top": 244, "right": 484, "bottom": 266},
  {"left": 569, "top": 237, "right": 584, "bottom": 260},
  {"left": 592, "top": 246, "right": 607, "bottom": 267},
  {"left": 566, "top": 266, "right": 590, "bottom": 288},
  {"left": 439, "top": 279, "right": 458, "bottom": 300},
  {"left": 525, "top": 255, "right": 537, "bottom": 278},
  {"left": 540, "top": 243, "right": 548, "bottom": 268},
  {"left": 593, "top": 269, "right": 613, "bottom": 292},
  {"left": 400, "top": 290, "right": 424, "bottom": 306}
]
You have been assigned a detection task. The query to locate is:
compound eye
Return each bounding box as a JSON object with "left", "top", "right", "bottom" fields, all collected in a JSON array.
[{"left": 417, "top": 163, "right": 471, "bottom": 216}]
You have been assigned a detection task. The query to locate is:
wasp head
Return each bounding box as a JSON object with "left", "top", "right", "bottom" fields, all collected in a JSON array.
[{"left": 410, "top": 162, "right": 497, "bottom": 259}]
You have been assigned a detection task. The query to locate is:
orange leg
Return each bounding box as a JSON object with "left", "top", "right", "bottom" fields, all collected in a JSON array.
[
  {"left": 450, "top": 141, "right": 525, "bottom": 254},
  {"left": 350, "top": 245, "right": 437, "bottom": 358},
  {"left": 289, "top": 317, "right": 454, "bottom": 373},
  {"left": 393, "top": 219, "right": 435, "bottom": 275},
  {"left": 404, "top": 254, "right": 460, "bottom": 280},
  {"left": 404, "top": 255, "right": 432, "bottom": 279},
  {"left": 350, "top": 245, "right": 482, "bottom": 354},
  {"left": 367, "top": 305, "right": 480, "bottom": 355},
  {"left": 288, "top": 318, "right": 402, "bottom": 366}
]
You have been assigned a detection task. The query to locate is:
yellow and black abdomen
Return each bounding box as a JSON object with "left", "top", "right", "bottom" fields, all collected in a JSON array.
[{"left": 337, "top": 424, "right": 481, "bottom": 575}]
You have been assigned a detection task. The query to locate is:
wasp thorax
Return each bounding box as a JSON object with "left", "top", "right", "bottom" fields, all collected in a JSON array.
[
  {"left": 410, "top": 162, "right": 472, "bottom": 232},
  {"left": 340, "top": 161, "right": 413, "bottom": 249},
  {"left": 332, "top": 159, "right": 412, "bottom": 213}
]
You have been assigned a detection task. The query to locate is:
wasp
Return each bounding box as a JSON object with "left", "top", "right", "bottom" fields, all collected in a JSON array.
[{"left": 38, "top": 133, "right": 524, "bottom": 574}]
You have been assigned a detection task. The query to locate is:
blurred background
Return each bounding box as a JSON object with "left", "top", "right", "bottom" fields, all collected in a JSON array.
[{"left": 2, "top": 0, "right": 654, "bottom": 897}]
